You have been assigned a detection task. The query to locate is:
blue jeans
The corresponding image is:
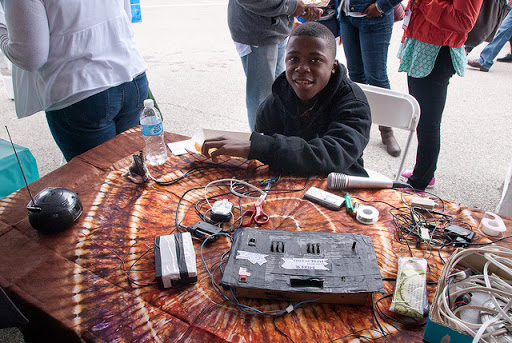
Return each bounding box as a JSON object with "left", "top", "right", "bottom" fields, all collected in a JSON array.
[
  {"left": 339, "top": 11, "right": 394, "bottom": 89},
  {"left": 479, "top": 10, "right": 512, "bottom": 70},
  {"left": 241, "top": 40, "right": 287, "bottom": 131},
  {"left": 46, "top": 72, "right": 149, "bottom": 161}
]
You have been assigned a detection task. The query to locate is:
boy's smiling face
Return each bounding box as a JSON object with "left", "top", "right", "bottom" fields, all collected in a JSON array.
[{"left": 285, "top": 35, "right": 338, "bottom": 103}]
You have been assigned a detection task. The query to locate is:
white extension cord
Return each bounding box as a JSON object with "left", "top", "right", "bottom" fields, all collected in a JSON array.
[{"left": 432, "top": 247, "right": 512, "bottom": 343}]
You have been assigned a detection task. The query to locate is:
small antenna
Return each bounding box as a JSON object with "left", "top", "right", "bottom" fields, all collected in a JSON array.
[{"left": 5, "top": 126, "right": 36, "bottom": 203}]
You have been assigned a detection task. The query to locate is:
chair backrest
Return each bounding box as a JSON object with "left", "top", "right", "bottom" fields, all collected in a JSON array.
[{"left": 357, "top": 83, "right": 421, "bottom": 182}]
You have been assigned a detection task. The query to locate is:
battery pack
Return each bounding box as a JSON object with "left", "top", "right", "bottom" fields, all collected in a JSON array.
[{"left": 154, "top": 232, "right": 197, "bottom": 289}]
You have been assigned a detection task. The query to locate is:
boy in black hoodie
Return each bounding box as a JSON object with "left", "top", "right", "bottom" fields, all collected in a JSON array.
[{"left": 202, "top": 22, "right": 371, "bottom": 177}]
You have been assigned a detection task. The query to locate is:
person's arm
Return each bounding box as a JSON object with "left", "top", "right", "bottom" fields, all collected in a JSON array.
[
  {"left": 236, "top": 0, "right": 323, "bottom": 21},
  {"left": 0, "top": 0, "right": 49, "bottom": 72},
  {"left": 420, "top": 0, "right": 484, "bottom": 33},
  {"left": 236, "top": 0, "right": 299, "bottom": 16},
  {"left": 201, "top": 137, "right": 251, "bottom": 161},
  {"left": 363, "top": 0, "right": 403, "bottom": 17},
  {"left": 249, "top": 90, "right": 371, "bottom": 176}
]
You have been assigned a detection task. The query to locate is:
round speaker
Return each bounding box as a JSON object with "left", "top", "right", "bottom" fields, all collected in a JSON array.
[{"left": 27, "top": 187, "right": 83, "bottom": 234}]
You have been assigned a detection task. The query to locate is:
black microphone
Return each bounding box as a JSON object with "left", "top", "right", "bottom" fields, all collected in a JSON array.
[{"left": 327, "top": 173, "right": 410, "bottom": 190}]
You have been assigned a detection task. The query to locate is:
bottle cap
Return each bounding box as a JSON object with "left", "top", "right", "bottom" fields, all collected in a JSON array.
[{"left": 144, "top": 99, "right": 154, "bottom": 108}]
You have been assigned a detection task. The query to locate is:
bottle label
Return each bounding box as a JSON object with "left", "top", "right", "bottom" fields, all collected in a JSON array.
[{"left": 142, "top": 123, "right": 163, "bottom": 136}]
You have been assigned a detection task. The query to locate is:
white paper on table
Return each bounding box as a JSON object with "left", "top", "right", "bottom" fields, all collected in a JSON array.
[{"left": 167, "top": 128, "right": 253, "bottom": 168}]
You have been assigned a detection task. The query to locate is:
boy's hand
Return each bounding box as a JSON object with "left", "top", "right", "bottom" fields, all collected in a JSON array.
[
  {"left": 362, "top": 3, "right": 382, "bottom": 17},
  {"left": 201, "top": 136, "right": 251, "bottom": 162}
]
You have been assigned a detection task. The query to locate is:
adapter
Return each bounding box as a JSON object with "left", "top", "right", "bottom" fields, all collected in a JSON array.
[
  {"left": 410, "top": 197, "right": 435, "bottom": 210},
  {"left": 190, "top": 220, "right": 222, "bottom": 240},
  {"left": 211, "top": 199, "right": 233, "bottom": 222},
  {"left": 444, "top": 224, "right": 474, "bottom": 245}
]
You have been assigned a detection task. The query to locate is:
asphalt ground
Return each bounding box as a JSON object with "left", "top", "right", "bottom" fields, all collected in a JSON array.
[{"left": 0, "top": 2, "right": 511, "bottom": 339}]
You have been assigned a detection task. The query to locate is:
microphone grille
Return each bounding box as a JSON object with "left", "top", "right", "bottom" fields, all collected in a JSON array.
[{"left": 327, "top": 173, "right": 347, "bottom": 190}]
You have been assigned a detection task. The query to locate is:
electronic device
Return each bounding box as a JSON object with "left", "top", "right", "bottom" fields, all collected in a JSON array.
[
  {"left": 27, "top": 187, "right": 83, "bottom": 234},
  {"left": 327, "top": 172, "right": 409, "bottom": 190},
  {"left": 211, "top": 199, "right": 233, "bottom": 222},
  {"left": 189, "top": 220, "right": 222, "bottom": 240},
  {"left": 154, "top": 232, "right": 197, "bottom": 289},
  {"left": 5, "top": 127, "right": 82, "bottom": 234},
  {"left": 220, "top": 227, "right": 384, "bottom": 304},
  {"left": 304, "top": 186, "right": 345, "bottom": 210},
  {"left": 410, "top": 196, "right": 436, "bottom": 210},
  {"left": 123, "top": 150, "right": 149, "bottom": 184},
  {"left": 444, "top": 224, "right": 474, "bottom": 246}
]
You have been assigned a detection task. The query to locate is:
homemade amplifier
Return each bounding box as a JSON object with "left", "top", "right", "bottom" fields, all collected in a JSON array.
[{"left": 220, "top": 227, "right": 384, "bottom": 304}]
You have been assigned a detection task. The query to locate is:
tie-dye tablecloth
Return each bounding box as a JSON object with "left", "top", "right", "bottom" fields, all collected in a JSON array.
[{"left": 1, "top": 127, "right": 509, "bottom": 343}]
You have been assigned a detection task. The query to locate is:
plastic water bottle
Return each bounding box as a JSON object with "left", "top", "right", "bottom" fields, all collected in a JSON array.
[{"left": 140, "top": 99, "right": 167, "bottom": 166}]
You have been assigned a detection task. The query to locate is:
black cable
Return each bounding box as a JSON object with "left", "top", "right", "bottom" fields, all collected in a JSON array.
[
  {"left": 174, "top": 185, "right": 206, "bottom": 232},
  {"left": 175, "top": 176, "right": 312, "bottom": 234},
  {"left": 374, "top": 294, "right": 428, "bottom": 328},
  {"left": 436, "top": 234, "right": 512, "bottom": 262},
  {"left": 438, "top": 244, "right": 447, "bottom": 264},
  {"left": 273, "top": 315, "right": 296, "bottom": 343},
  {"left": 371, "top": 293, "right": 387, "bottom": 337},
  {"left": 352, "top": 195, "right": 400, "bottom": 210},
  {"left": 149, "top": 164, "right": 240, "bottom": 186},
  {"left": 390, "top": 206, "right": 475, "bottom": 256},
  {"left": 85, "top": 231, "right": 156, "bottom": 287},
  {"left": 127, "top": 245, "right": 155, "bottom": 273},
  {"left": 243, "top": 175, "right": 311, "bottom": 195},
  {"left": 270, "top": 176, "right": 311, "bottom": 193},
  {"left": 174, "top": 182, "right": 241, "bottom": 232},
  {"left": 399, "top": 187, "right": 446, "bottom": 213},
  {"left": 462, "top": 234, "right": 512, "bottom": 245}
]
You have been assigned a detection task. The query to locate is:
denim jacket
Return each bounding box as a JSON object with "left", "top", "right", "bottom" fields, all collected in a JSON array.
[{"left": 343, "top": 0, "right": 402, "bottom": 14}]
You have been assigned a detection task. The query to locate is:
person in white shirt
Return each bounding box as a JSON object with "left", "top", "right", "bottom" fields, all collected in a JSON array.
[{"left": 0, "top": 0, "right": 148, "bottom": 161}]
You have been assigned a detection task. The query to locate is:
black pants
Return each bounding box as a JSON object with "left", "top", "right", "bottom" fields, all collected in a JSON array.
[{"left": 407, "top": 46, "right": 456, "bottom": 191}]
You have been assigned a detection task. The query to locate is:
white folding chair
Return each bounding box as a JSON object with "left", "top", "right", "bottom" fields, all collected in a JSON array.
[{"left": 357, "top": 83, "right": 421, "bottom": 182}]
